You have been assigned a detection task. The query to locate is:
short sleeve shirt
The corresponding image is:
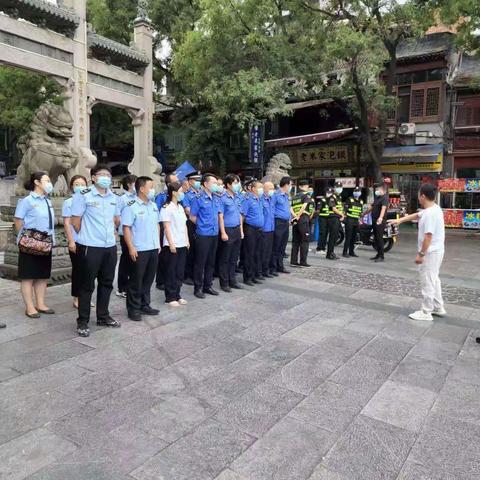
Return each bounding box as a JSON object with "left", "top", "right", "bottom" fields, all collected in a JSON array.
[
  {"left": 190, "top": 190, "right": 221, "bottom": 236},
  {"left": 261, "top": 194, "right": 275, "bottom": 232},
  {"left": 220, "top": 191, "right": 242, "bottom": 228},
  {"left": 159, "top": 202, "right": 188, "bottom": 248},
  {"left": 372, "top": 194, "right": 389, "bottom": 222},
  {"left": 121, "top": 197, "right": 160, "bottom": 251},
  {"left": 117, "top": 191, "right": 136, "bottom": 236},
  {"left": 242, "top": 193, "right": 264, "bottom": 228},
  {"left": 273, "top": 191, "right": 291, "bottom": 220},
  {"left": 71, "top": 185, "right": 120, "bottom": 248},
  {"left": 417, "top": 204, "right": 445, "bottom": 253},
  {"left": 62, "top": 197, "right": 77, "bottom": 243}
]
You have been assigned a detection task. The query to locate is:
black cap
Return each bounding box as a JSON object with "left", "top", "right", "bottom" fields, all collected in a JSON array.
[
  {"left": 244, "top": 177, "right": 257, "bottom": 188},
  {"left": 186, "top": 171, "right": 201, "bottom": 180},
  {"left": 334, "top": 181, "right": 343, "bottom": 188},
  {"left": 354, "top": 186, "right": 361, "bottom": 192},
  {"left": 298, "top": 179, "right": 310, "bottom": 187},
  {"left": 326, "top": 187, "right": 334, "bottom": 194}
]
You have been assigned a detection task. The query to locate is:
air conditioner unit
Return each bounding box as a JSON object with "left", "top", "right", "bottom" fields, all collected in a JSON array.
[{"left": 398, "top": 123, "right": 416, "bottom": 135}]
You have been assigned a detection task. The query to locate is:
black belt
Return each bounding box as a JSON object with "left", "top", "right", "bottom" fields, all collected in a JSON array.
[
  {"left": 225, "top": 225, "right": 240, "bottom": 229},
  {"left": 275, "top": 218, "right": 289, "bottom": 223},
  {"left": 245, "top": 224, "right": 262, "bottom": 230}
]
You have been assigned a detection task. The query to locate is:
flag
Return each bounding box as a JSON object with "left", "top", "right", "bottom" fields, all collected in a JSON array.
[{"left": 174, "top": 161, "right": 197, "bottom": 181}]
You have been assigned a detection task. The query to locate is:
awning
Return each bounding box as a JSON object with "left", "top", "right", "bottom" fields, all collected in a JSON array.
[
  {"left": 381, "top": 144, "right": 443, "bottom": 173},
  {"left": 265, "top": 128, "right": 354, "bottom": 148}
]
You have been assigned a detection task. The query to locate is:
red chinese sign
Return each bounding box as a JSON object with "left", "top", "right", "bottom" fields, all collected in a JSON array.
[
  {"left": 443, "top": 209, "right": 464, "bottom": 228},
  {"left": 438, "top": 178, "right": 466, "bottom": 192}
]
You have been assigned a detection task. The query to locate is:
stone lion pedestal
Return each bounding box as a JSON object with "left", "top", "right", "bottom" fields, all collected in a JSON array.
[{"left": 1, "top": 196, "right": 72, "bottom": 284}]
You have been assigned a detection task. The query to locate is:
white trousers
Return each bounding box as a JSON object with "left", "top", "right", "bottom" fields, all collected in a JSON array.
[{"left": 418, "top": 250, "right": 444, "bottom": 313}]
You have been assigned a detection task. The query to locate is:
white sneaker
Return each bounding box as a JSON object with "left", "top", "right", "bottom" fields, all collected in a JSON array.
[
  {"left": 167, "top": 301, "right": 180, "bottom": 307},
  {"left": 409, "top": 310, "right": 434, "bottom": 322},
  {"left": 178, "top": 298, "right": 188, "bottom": 305},
  {"left": 115, "top": 291, "right": 127, "bottom": 298},
  {"left": 317, "top": 250, "right": 326, "bottom": 256},
  {"left": 432, "top": 308, "right": 447, "bottom": 317}
]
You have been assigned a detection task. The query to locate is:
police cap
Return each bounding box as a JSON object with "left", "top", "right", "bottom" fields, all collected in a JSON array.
[
  {"left": 298, "top": 179, "right": 310, "bottom": 187},
  {"left": 353, "top": 186, "right": 361, "bottom": 192},
  {"left": 334, "top": 181, "right": 343, "bottom": 188},
  {"left": 326, "top": 187, "right": 334, "bottom": 194},
  {"left": 186, "top": 171, "right": 202, "bottom": 180}
]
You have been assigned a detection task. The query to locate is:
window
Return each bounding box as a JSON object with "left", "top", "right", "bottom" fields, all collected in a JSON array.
[
  {"left": 456, "top": 96, "right": 480, "bottom": 127},
  {"left": 396, "top": 68, "right": 445, "bottom": 85},
  {"left": 410, "top": 89, "right": 425, "bottom": 118}
]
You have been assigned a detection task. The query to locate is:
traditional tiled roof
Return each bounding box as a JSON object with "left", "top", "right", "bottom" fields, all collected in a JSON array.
[
  {"left": 452, "top": 54, "right": 480, "bottom": 87},
  {"left": 87, "top": 31, "right": 150, "bottom": 70},
  {"left": 396, "top": 32, "right": 454, "bottom": 62},
  {"left": 0, "top": 0, "right": 79, "bottom": 36}
]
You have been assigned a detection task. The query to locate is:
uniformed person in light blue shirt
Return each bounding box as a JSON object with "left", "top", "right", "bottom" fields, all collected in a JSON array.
[
  {"left": 189, "top": 173, "right": 222, "bottom": 298},
  {"left": 121, "top": 176, "right": 161, "bottom": 321},
  {"left": 71, "top": 164, "right": 121, "bottom": 337},
  {"left": 14, "top": 171, "right": 56, "bottom": 321},
  {"left": 116, "top": 174, "right": 137, "bottom": 298}
]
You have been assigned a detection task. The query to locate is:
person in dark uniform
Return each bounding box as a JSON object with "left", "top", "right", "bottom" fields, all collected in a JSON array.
[
  {"left": 291, "top": 179, "right": 314, "bottom": 267},
  {"left": 71, "top": 164, "right": 121, "bottom": 337},
  {"left": 326, "top": 183, "right": 345, "bottom": 260},
  {"left": 182, "top": 172, "right": 202, "bottom": 285},
  {"left": 190, "top": 173, "right": 222, "bottom": 298},
  {"left": 154, "top": 172, "right": 179, "bottom": 290},
  {"left": 261, "top": 181, "right": 275, "bottom": 278},
  {"left": 241, "top": 180, "right": 265, "bottom": 286},
  {"left": 271, "top": 176, "right": 292, "bottom": 274},
  {"left": 116, "top": 174, "right": 137, "bottom": 298},
  {"left": 315, "top": 192, "right": 329, "bottom": 255},
  {"left": 237, "top": 177, "right": 254, "bottom": 274},
  {"left": 342, "top": 186, "right": 364, "bottom": 258},
  {"left": 121, "top": 176, "right": 160, "bottom": 321},
  {"left": 218, "top": 174, "right": 244, "bottom": 292},
  {"left": 362, "top": 182, "right": 389, "bottom": 262}
]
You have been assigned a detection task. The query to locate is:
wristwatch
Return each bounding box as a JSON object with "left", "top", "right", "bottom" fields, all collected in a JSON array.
[{"left": 418, "top": 251, "right": 425, "bottom": 257}]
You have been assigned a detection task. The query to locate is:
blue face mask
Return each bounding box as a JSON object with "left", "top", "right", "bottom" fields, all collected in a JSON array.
[
  {"left": 375, "top": 190, "right": 382, "bottom": 196},
  {"left": 147, "top": 188, "right": 156, "bottom": 201},
  {"left": 194, "top": 181, "right": 201, "bottom": 190},
  {"left": 257, "top": 188, "right": 264, "bottom": 196},
  {"left": 287, "top": 186, "right": 292, "bottom": 194},
  {"left": 210, "top": 184, "right": 219, "bottom": 194},
  {"left": 335, "top": 188, "right": 343, "bottom": 195},
  {"left": 217, "top": 186, "right": 224, "bottom": 194},
  {"left": 43, "top": 182, "right": 54, "bottom": 195},
  {"left": 96, "top": 176, "right": 112, "bottom": 189},
  {"left": 177, "top": 191, "right": 185, "bottom": 202},
  {"left": 353, "top": 192, "right": 361, "bottom": 199},
  {"left": 268, "top": 190, "right": 274, "bottom": 197},
  {"left": 73, "top": 185, "right": 84, "bottom": 194},
  {"left": 232, "top": 183, "right": 241, "bottom": 193}
]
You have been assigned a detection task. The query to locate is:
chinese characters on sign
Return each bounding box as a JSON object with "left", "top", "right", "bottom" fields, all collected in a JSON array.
[
  {"left": 438, "top": 178, "right": 480, "bottom": 192},
  {"left": 465, "top": 178, "right": 480, "bottom": 193},
  {"left": 443, "top": 209, "right": 464, "bottom": 228},
  {"left": 463, "top": 210, "right": 480, "bottom": 229},
  {"left": 249, "top": 125, "right": 264, "bottom": 165},
  {"left": 290, "top": 146, "right": 349, "bottom": 168}
]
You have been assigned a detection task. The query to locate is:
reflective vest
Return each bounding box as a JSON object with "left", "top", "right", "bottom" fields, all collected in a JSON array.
[
  {"left": 291, "top": 193, "right": 313, "bottom": 217},
  {"left": 335, "top": 194, "right": 344, "bottom": 215},
  {"left": 317, "top": 196, "right": 329, "bottom": 217},
  {"left": 346, "top": 198, "right": 364, "bottom": 219}
]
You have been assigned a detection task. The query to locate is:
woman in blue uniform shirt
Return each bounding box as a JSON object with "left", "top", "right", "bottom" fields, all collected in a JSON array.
[
  {"left": 63, "top": 175, "right": 88, "bottom": 309},
  {"left": 14, "top": 171, "right": 56, "bottom": 318}
]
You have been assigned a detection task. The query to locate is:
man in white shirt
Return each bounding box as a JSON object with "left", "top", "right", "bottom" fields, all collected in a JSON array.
[{"left": 389, "top": 183, "right": 446, "bottom": 321}]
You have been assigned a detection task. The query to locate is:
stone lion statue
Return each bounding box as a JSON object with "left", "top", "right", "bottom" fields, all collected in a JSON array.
[
  {"left": 15, "top": 102, "right": 96, "bottom": 196},
  {"left": 262, "top": 152, "right": 292, "bottom": 185}
]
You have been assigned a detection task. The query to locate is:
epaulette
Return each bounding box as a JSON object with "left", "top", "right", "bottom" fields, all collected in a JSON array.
[
  {"left": 113, "top": 191, "right": 122, "bottom": 196},
  {"left": 127, "top": 200, "right": 136, "bottom": 206},
  {"left": 162, "top": 203, "right": 169, "bottom": 208},
  {"left": 81, "top": 188, "right": 91, "bottom": 195}
]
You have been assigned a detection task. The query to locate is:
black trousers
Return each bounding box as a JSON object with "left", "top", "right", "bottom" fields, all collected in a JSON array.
[
  {"left": 164, "top": 247, "right": 187, "bottom": 302},
  {"left": 243, "top": 224, "right": 262, "bottom": 282},
  {"left": 194, "top": 235, "right": 218, "bottom": 291},
  {"left": 327, "top": 216, "right": 340, "bottom": 256},
  {"left": 317, "top": 216, "right": 328, "bottom": 250},
  {"left": 343, "top": 217, "right": 359, "bottom": 255},
  {"left": 261, "top": 231, "right": 274, "bottom": 276},
  {"left": 76, "top": 244, "right": 117, "bottom": 329},
  {"left": 184, "top": 220, "right": 196, "bottom": 281},
  {"left": 271, "top": 219, "right": 289, "bottom": 272},
  {"left": 156, "top": 223, "right": 166, "bottom": 287},
  {"left": 69, "top": 250, "right": 81, "bottom": 297},
  {"left": 218, "top": 226, "right": 242, "bottom": 287},
  {"left": 291, "top": 218, "right": 310, "bottom": 265},
  {"left": 127, "top": 249, "right": 158, "bottom": 315},
  {"left": 373, "top": 221, "right": 386, "bottom": 258},
  {"left": 117, "top": 236, "right": 131, "bottom": 293}
]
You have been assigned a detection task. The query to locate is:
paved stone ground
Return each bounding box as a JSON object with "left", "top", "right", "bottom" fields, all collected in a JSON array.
[{"left": 0, "top": 230, "right": 479, "bottom": 480}]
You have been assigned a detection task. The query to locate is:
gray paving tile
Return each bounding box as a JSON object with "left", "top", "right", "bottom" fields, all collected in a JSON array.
[
  {"left": 246, "top": 337, "right": 310, "bottom": 367},
  {"left": 397, "top": 460, "right": 457, "bottom": 480},
  {"left": 231, "top": 416, "right": 334, "bottom": 480},
  {"left": 409, "top": 413, "right": 480, "bottom": 479},
  {"left": 359, "top": 336, "right": 412, "bottom": 364},
  {"left": 192, "top": 338, "right": 260, "bottom": 366},
  {"left": 408, "top": 337, "right": 461, "bottom": 365},
  {"left": 308, "top": 466, "right": 349, "bottom": 480},
  {"left": 214, "top": 382, "right": 304, "bottom": 437},
  {"left": 380, "top": 317, "right": 430, "bottom": 344},
  {"left": 390, "top": 354, "right": 451, "bottom": 393},
  {"left": 0, "top": 428, "right": 77, "bottom": 480},
  {"left": 318, "top": 331, "right": 375, "bottom": 360},
  {"left": 130, "top": 419, "right": 255, "bottom": 480},
  {"left": 329, "top": 354, "right": 396, "bottom": 388},
  {"left": 322, "top": 414, "right": 416, "bottom": 480},
  {"left": 446, "top": 355, "right": 480, "bottom": 387},
  {"left": 460, "top": 330, "right": 480, "bottom": 360},
  {"left": 0, "top": 365, "right": 20, "bottom": 382},
  {"left": 282, "top": 322, "right": 341, "bottom": 345},
  {"left": 130, "top": 365, "right": 191, "bottom": 397},
  {"left": 214, "top": 470, "right": 249, "bottom": 480},
  {"left": 179, "top": 319, "right": 246, "bottom": 347},
  {"left": 289, "top": 381, "right": 376, "bottom": 434},
  {"left": 361, "top": 380, "right": 436, "bottom": 432},
  {"left": 423, "top": 323, "right": 470, "bottom": 345},
  {"left": 234, "top": 321, "right": 288, "bottom": 345}
]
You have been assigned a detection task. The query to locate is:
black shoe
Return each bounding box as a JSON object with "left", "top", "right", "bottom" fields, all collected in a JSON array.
[
  {"left": 374, "top": 257, "right": 384, "bottom": 263},
  {"left": 290, "top": 262, "right": 301, "bottom": 267},
  {"left": 326, "top": 254, "right": 338, "bottom": 260},
  {"left": 252, "top": 278, "right": 263, "bottom": 284},
  {"left": 270, "top": 271, "right": 279, "bottom": 277},
  {"left": 244, "top": 280, "right": 255, "bottom": 286},
  {"left": 155, "top": 284, "right": 165, "bottom": 291},
  {"left": 0, "top": 322, "right": 5, "bottom": 328},
  {"left": 370, "top": 255, "right": 379, "bottom": 260},
  {"left": 257, "top": 275, "right": 266, "bottom": 281},
  {"left": 342, "top": 253, "right": 350, "bottom": 258},
  {"left": 230, "top": 283, "right": 244, "bottom": 289},
  {"left": 235, "top": 267, "right": 243, "bottom": 273},
  {"left": 264, "top": 273, "right": 274, "bottom": 278},
  {"left": 184, "top": 278, "right": 194, "bottom": 286},
  {"left": 278, "top": 269, "right": 290, "bottom": 274},
  {"left": 194, "top": 290, "right": 206, "bottom": 299},
  {"left": 97, "top": 316, "right": 121, "bottom": 327},
  {"left": 350, "top": 253, "right": 359, "bottom": 257},
  {"left": 77, "top": 327, "right": 90, "bottom": 337},
  {"left": 128, "top": 313, "right": 142, "bottom": 321},
  {"left": 141, "top": 306, "right": 160, "bottom": 316},
  {"left": 300, "top": 263, "right": 311, "bottom": 267},
  {"left": 221, "top": 286, "right": 232, "bottom": 293},
  {"left": 203, "top": 287, "right": 219, "bottom": 296}
]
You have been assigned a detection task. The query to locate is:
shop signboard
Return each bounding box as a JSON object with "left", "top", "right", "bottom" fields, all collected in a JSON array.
[
  {"left": 463, "top": 210, "right": 480, "bottom": 229},
  {"left": 290, "top": 146, "right": 349, "bottom": 168},
  {"left": 438, "top": 178, "right": 466, "bottom": 192},
  {"left": 465, "top": 178, "right": 480, "bottom": 192},
  {"left": 443, "top": 209, "right": 464, "bottom": 228},
  {"left": 335, "top": 177, "right": 365, "bottom": 188}
]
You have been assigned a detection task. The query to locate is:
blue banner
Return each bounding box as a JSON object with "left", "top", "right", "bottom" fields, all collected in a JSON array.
[
  {"left": 174, "top": 161, "right": 197, "bottom": 181},
  {"left": 249, "top": 124, "right": 264, "bottom": 165},
  {"left": 463, "top": 210, "right": 480, "bottom": 229},
  {"left": 465, "top": 178, "right": 480, "bottom": 192}
]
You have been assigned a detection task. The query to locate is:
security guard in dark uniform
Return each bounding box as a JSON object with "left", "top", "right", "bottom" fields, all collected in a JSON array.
[
  {"left": 291, "top": 179, "right": 314, "bottom": 267},
  {"left": 190, "top": 173, "right": 222, "bottom": 298},
  {"left": 182, "top": 171, "right": 202, "bottom": 285},
  {"left": 121, "top": 176, "right": 161, "bottom": 321},
  {"left": 326, "top": 183, "right": 345, "bottom": 260},
  {"left": 315, "top": 193, "right": 329, "bottom": 255},
  {"left": 343, "top": 186, "right": 363, "bottom": 258},
  {"left": 71, "top": 164, "right": 121, "bottom": 337}
]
